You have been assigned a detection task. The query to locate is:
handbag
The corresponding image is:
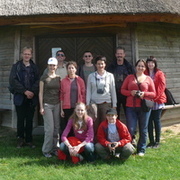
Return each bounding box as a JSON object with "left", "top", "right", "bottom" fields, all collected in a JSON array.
[
  {"left": 134, "top": 75, "right": 154, "bottom": 112},
  {"left": 141, "top": 99, "right": 154, "bottom": 112}
]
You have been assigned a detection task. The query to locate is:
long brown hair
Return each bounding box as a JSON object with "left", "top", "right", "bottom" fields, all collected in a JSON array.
[{"left": 69, "top": 102, "right": 88, "bottom": 130}]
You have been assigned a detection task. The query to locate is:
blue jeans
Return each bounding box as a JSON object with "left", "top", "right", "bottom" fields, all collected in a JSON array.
[
  {"left": 126, "top": 107, "right": 151, "bottom": 153},
  {"left": 148, "top": 109, "right": 162, "bottom": 144},
  {"left": 60, "top": 142, "right": 95, "bottom": 162}
]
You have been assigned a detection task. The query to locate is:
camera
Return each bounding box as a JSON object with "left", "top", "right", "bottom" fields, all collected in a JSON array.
[
  {"left": 110, "top": 143, "right": 116, "bottom": 156},
  {"left": 97, "top": 89, "right": 104, "bottom": 94},
  {"left": 135, "top": 90, "right": 142, "bottom": 98}
]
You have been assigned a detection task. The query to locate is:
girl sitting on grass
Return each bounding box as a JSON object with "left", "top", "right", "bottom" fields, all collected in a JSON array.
[{"left": 58, "top": 102, "right": 95, "bottom": 163}]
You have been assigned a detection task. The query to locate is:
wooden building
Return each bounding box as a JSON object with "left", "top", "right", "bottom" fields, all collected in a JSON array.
[{"left": 0, "top": 0, "right": 180, "bottom": 128}]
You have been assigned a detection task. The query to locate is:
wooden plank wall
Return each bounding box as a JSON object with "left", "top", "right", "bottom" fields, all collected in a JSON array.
[{"left": 136, "top": 23, "right": 180, "bottom": 103}]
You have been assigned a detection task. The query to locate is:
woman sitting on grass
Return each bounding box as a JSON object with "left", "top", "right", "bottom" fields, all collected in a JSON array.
[{"left": 58, "top": 102, "right": 94, "bottom": 164}]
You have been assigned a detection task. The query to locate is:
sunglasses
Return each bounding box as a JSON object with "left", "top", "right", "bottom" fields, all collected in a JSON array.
[
  {"left": 84, "top": 55, "right": 92, "bottom": 58},
  {"left": 57, "top": 54, "right": 65, "bottom": 57}
]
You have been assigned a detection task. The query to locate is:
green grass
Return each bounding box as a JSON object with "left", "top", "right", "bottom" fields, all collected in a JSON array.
[{"left": 0, "top": 127, "right": 179, "bottom": 180}]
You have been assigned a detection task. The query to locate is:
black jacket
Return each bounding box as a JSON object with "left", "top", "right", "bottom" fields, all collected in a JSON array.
[{"left": 9, "top": 60, "right": 39, "bottom": 106}]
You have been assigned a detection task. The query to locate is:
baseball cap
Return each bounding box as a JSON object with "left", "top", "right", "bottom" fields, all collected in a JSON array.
[
  {"left": 47, "top": 57, "right": 58, "bottom": 65},
  {"left": 106, "top": 108, "right": 117, "bottom": 115}
]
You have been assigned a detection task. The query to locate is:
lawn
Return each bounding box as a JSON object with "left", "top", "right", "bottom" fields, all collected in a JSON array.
[{"left": 0, "top": 126, "right": 179, "bottom": 180}]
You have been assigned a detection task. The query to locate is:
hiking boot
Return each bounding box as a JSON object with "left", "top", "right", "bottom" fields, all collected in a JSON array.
[
  {"left": 147, "top": 143, "right": 154, "bottom": 148},
  {"left": 17, "top": 137, "right": 24, "bottom": 148},
  {"left": 153, "top": 142, "right": 160, "bottom": 148}
]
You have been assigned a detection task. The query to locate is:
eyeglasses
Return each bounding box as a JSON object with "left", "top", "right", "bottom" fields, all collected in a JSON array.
[
  {"left": 84, "top": 55, "right": 92, "bottom": 58},
  {"left": 57, "top": 54, "right": 65, "bottom": 57}
]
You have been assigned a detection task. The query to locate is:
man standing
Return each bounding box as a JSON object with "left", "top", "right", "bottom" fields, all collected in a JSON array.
[
  {"left": 9, "top": 47, "right": 39, "bottom": 148},
  {"left": 77, "top": 51, "right": 96, "bottom": 86},
  {"left": 43, "top": 50, "right": 67, "bottom": 79},
  {"left": 107, "top": 47, "right": 135, "bottom": 118}
]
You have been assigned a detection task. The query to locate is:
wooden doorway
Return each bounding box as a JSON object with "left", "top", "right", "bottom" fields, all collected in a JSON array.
[{"left": 35, "top": 33, "right": 116, "bottom": 125}]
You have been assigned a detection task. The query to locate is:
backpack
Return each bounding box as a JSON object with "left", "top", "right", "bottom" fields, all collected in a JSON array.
[{"left": 164, "top": 88, "right": 178, "bottom": 105}]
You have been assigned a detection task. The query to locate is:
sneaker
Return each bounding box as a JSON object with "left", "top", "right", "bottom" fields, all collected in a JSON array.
[
  {"left": 138, "top": 152, "right": 145, "bottom": 157},
  {"left": 147, "top": 143, "right": 154, "bottom": 148},
  {"left": 17, "top": 138, "right": 24, "bottom": 148},
  {"left": 115, "top": 153, "right": 121, "bottom": 158},
  {"left": 76, "top": 154, "right": 84, "bottom": 161},
  {"left": 153, "top": 142, "right": 160, "bottom": 148},
  {"left": 43, "top": 152, "right": 52, "bottom": 158},
  {"left": 26, "top": 142, "right": 36, "bottom": 149}
]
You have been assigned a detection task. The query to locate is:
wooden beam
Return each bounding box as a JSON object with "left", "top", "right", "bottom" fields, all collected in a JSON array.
[{"left": 0, "top": 13, "right": 179, "bottom": 26}]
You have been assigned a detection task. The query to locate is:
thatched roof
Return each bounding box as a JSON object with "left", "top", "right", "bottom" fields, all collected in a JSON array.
[{"left": 0, "top": 0, "right": 180, "bottom": 16}]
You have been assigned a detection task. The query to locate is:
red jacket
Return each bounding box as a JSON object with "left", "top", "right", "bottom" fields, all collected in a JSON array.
[
  {"left": 60, "top": 75, "right": 86, "bottom": 109},
  {"left": 97, "top": 119, "right": 132, "bottom": 147},
  {"left": 121, "top": 74, "right": 156, "bottom": 107},
  {"left": 144, "top": 69, "right": 166, "bottom": 104}
]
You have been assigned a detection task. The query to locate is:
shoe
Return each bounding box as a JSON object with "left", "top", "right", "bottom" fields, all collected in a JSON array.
[
  {"left": 52, "top": 150, "right": 58, "bottom": 156},
  {"left": 147, "top": 143, "right": 154, "bottom": 148},
  {"left": 76, "top": 154, "right": 84, "bottom": 161},
  {"left": 138, "top": 152, "right": 145, "bottom": 157},
  {"left": 43, "top": 152, "right": 52, "bottom": 158},
  {"left": 115, "top": 153, "right": 121, "bottom": 158},
  {"left": 153, "top": 142, "right": 160, "bottom": 148},
  {"left": 17, "top": 137, "right": 24, "bottom": 148},
  {"left": 26, "top": 142, "right": 36, "bottom": 149},
  {"left": 132, "top": 139, "right": 137, "bottom": 148}
]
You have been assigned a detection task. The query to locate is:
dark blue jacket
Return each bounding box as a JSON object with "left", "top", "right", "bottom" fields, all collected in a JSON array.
[{"left": 9, "top": 60, "right": 39, "bottom": 106}]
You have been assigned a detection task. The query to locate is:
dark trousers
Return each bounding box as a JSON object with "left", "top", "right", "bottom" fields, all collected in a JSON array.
[
  {"left": 148, "top": 109, "right": 162, "bottom": 143},
  {"left": 116, "top": 93, "right": 127, "bottom": 119},
  {"left": 60, "top": 108, "right": 74, "bottom": 137},
  {"left": 15, "top": 100, "right": 35, "bottom": 143}
]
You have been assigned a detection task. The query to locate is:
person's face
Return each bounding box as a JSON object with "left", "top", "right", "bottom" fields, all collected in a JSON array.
[
  {"left": 83, "top": 52, "right": 93, "bottom": 63},
  {"left": 48, "top": 64, "right": 57, "bottom": 72},
  {"left": 67, "top": 64, "right": 77, "bottom": 75},
  {"left": 115, "top": 49, "right": 125, "bottom": 62},
  {"left": 136, "top": 61, "right": 146, "bottom": 73},
  {"left": 56, "top": 52, "right": 65, "bottom": 62},
  {"left": 75, "top": 104, "right": 86, "bottom": 119},
  {"left": 22, "top": 49, "right": 32, "bottom": 62},
  {"left": 147, "top": 61, "right": 155, "bottom": 71},
  {"left": 106, "top": 114, "right": 117, "bottom": 124},
  {"left": 96, "top": 60, "right": 106, "bottom": 71}
]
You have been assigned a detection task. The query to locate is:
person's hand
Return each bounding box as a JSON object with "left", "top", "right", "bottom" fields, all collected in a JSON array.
[
  {"left": 69, "top": 146, "right": 81, "bottom": 156},
  {"left": 131, "top": 90, "right": 137, "bottom": 96},
  {"left": 139, "top": 91, "right": 145, "bottom": 99},
  {"left": 39, "top": 108, "right": 45, "bottom": 115},
  {"left": 24, "top": 90, "right": 34, "bottom": 99},
  {"left": 61, "top": 110, "right": 64, "bottom": 118}
]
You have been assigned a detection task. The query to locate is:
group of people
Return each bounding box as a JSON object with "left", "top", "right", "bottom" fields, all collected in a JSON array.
[{"left": 9, "top": 46, "right": 166, "bottom": 163}]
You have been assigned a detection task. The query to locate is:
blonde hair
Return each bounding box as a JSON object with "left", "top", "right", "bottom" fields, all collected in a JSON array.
[
  {"left": 70, "top": 102, "right": 88, "bottom": 130},
  {"left": 22, "top": 47, "right": 33, "bottom": 54}
]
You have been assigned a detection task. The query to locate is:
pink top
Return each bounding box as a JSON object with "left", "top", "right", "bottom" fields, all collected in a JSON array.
[
  {"left": 60, "top": 75, "right": 86, "bottom": 109},
  {"left": 61, "top": 117, "right": 94, "bottom": 143},
  {"left": 121, "top": 74, "right": 156, "bottom": 107}
]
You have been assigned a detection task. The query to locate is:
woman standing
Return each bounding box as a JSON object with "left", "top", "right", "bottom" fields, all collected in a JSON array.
[
  {"left": 60, "top": 61, "right": 86, "bottom": 133},
  {"left": 39, "top": 57, "right": 61, "bottom": 157},
  {"left": 145, "top": 57, "right": 166, "bottom": 148},
  {"left": 86, "top": 56, "right": 117, "bottom": 136},
  {"left": 121, "top": 59, "right": 156, "bottom": 156},
  {"left": 59, "top": 102, "right": 94, "bottom": 163}
]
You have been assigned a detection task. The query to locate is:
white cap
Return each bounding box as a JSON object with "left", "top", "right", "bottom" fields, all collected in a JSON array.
[{"left": 47, "top": 57, "right": 58, "bottom": 65}]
